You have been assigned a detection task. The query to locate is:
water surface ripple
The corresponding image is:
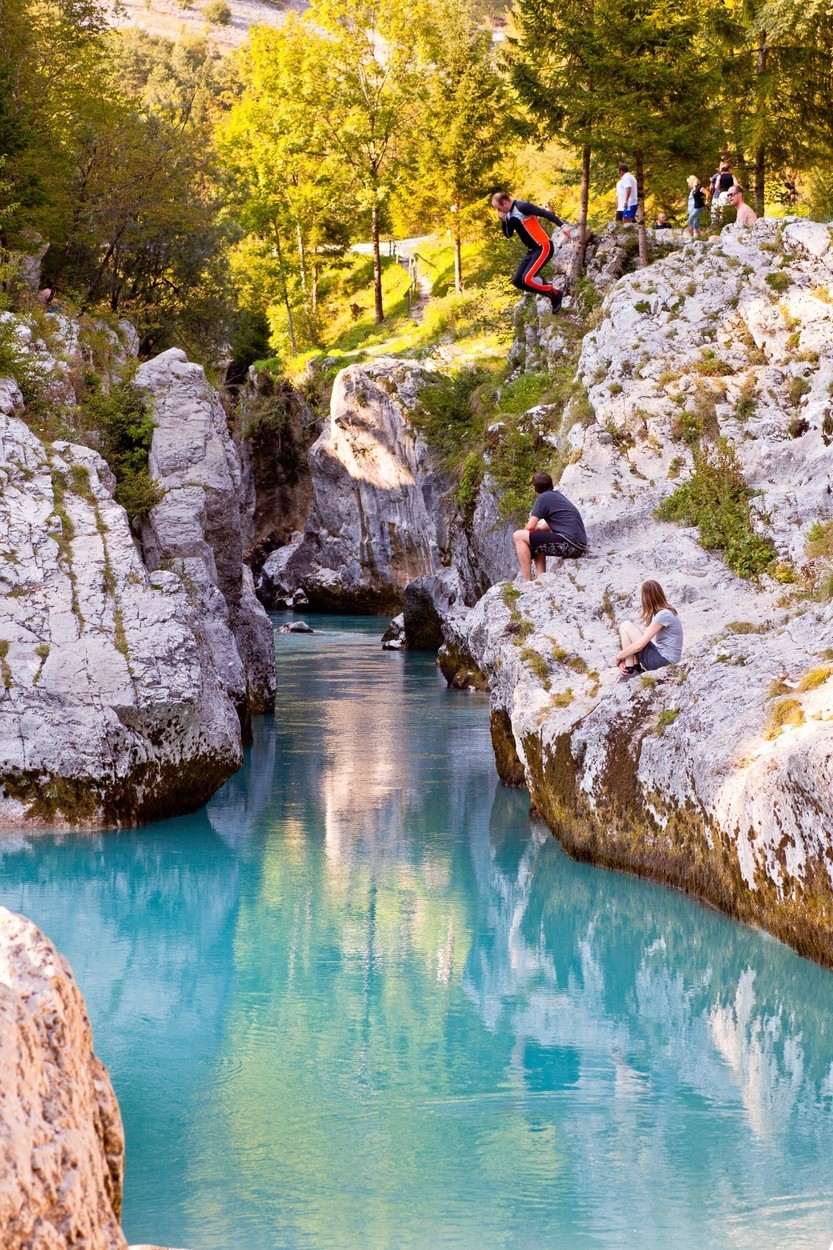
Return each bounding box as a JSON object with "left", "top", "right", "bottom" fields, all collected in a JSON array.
[{"left": 2, "top": 616, "right": 832, "bottom": 1250}]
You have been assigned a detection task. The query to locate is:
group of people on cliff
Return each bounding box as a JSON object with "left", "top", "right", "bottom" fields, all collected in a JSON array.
[
  {"left": 491, "top": 157, "right": 759, "bottom": 309},
  {"left": 511, "top": 474, "right": 683, "bottom": 682}
]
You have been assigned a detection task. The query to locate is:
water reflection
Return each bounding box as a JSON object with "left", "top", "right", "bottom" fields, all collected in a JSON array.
[{"left": 0, "top": 615, "right": 831, "bottom": 1250}]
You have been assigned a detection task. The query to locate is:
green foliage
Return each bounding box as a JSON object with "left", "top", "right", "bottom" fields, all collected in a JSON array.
[
  {"left": 520, "top": 646, "right": 551, "bottom": 689},
  {"left": 84, "top": 379, "right": 161, "bottom": 523},
  {"left": 202, "top": 0, "right": 231, "bottom": 22},
  {"left": 806, "top": 520, "right": 833, "bottom": 560},
  {"left": 657, "top": 441, "right": 776, "bottom": 577},
  {"left": 413, "top": 366, "right": 487, "bottom": 465},
  {"left": 766, "top": 272, "right": 791, "bottom": 294},
  {"left": 734, "top": 377, "right": 757, "bottom": 421},
  {"left": 654, "top": 707, "right": 680, "bottom": 735}
]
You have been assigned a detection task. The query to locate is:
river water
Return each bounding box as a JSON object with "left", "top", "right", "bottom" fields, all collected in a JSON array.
[{"left": 1, "top": 615, "right": 832, "bottom": 1250}]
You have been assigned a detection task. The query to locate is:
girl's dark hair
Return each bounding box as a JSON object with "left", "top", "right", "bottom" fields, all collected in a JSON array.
[
  {"left": 640, "top": 579, "right": 676, "bottom": 624},
  {"left": 532, "top": 472, "right": 553, "bottom": 493}
]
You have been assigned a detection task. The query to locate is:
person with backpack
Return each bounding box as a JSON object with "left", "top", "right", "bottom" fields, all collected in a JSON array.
[
  {"left": 708, "top": 161, "right": 739, "bottom": 223},
  {"left": 686, "top": 176, "right": 706, "bottom": 237},
  {"left": 491, "top": 191, "right": 572, "bottom": 314}
]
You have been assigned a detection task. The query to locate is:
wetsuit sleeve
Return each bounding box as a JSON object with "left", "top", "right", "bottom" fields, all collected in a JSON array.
[{"left": 514, "top": 200, "right": 565, "bottom": 227}]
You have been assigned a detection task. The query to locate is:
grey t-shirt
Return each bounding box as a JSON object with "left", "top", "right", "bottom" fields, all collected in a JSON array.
[
  {"left": 530, "top": 490, "right": 587, "bottom": 548},
  {"left": 652, "top": 609, "right": 683, "bottom": 662}
]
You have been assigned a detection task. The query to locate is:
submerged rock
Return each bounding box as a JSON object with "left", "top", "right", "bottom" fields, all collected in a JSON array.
[
  {"left": 0, "top": 906, "right": 127, "bottom": 1249},
  {"left": 453, "top": 218, "right": 833, "bottom": 966}
]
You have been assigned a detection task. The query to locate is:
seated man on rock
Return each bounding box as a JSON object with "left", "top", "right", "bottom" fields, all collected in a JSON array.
[{"left": 513, "top": 472, "right": 588, "bottom": 581}]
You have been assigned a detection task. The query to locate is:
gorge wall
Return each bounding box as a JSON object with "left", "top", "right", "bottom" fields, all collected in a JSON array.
[
  {"left": 0, "top": 321, "right": 275, "bottom": 829},
  {"left": 443, "top": 219, "right": 833, "bottom": 966}
]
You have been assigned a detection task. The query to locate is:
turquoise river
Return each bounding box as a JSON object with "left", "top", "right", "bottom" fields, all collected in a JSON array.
[{"left": 2, "top": 615, "right": 833, "bottom": 1250}]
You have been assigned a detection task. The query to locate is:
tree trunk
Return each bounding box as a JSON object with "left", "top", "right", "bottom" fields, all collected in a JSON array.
[
  {"left": 312, "top": 262, "right": 319, "bottom": 316},
  {"left": 569, "top": 143, "right": 592, "bottom": 286},
  {"left": 273, "top": 228, "right": 296, "bottom": 354},
  {"left": 371, "top": 202, "right": 383, "bottom": 324},
  {"left": 635, "top": 151, "right": 648, "bottom": 269},
  {"left": 296, "top": 221, "right": 307, "bottom": 296},
  {"left": 453, "top": 207, "right": 462, "bottom": 293},
  {"left": 755, "top": 33, "right": 767, "bottom": 216}
]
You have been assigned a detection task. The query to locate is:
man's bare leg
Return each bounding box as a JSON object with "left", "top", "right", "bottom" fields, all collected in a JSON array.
[
  {"left": 513, "top": 529, "right": 534, "bottom": 581},
  {"left": 534, "top": 553, "right": 546, "bottom": 576}
]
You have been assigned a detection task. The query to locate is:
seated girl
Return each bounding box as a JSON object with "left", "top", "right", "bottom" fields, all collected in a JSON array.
[{"left": 616, "top": 580, "right": 683, "bottom": 680}]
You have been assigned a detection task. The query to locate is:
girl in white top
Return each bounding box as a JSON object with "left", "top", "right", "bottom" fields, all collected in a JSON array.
[{"left": 616, "top": 580, "right": 683, "bottom": 680}]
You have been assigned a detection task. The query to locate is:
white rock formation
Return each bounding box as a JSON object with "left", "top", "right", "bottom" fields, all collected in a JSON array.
[
  {"left": 258, "top": 357, "right": 515, "bottom": 614},
  {"left": 138, "top": 349, "right": 276, "bottom": 716},
  {"left": 0, "top": 409, "right": 245, "bottom": 827},
  {"left": 447, "top": 217, "right": 833, "bottom": 964},
  {"left": 0, "top": 906, "right": 127, "bottom": 1249}
]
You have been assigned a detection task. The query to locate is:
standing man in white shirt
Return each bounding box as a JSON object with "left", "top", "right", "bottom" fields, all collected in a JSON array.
[{"left": 615, "top": 163, "right": 639, "bottom": 222}]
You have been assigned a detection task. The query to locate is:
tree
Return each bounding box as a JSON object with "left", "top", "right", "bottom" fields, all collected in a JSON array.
[
  {"left": 411, "top": 0, "right": 508, "bottom": 292},
  {"left": 507, "top": 0, "right": 619, "bottom": 282},
  {"left": 293, "top": 0, "right": 428, "bottom": 322},
  {"left": 714, "top": 0, "right": 833, "bottom": 214},
  {"left": 218, "top": 19, "right": 357, "bottom": 354}
]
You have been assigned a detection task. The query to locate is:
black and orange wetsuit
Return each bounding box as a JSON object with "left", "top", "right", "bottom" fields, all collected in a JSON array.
[{"left": 501, "top": 200, "right": 566, "bottom": 297}]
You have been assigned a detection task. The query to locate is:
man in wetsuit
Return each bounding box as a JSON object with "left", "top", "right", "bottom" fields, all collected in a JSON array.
[{"left": 491, "top": 192, "right": 571, "bottom": 313}]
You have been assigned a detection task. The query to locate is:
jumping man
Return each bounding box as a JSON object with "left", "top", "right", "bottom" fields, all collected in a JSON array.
[{"left": 491, "top": 192, "right": 571, "bottom": 313}]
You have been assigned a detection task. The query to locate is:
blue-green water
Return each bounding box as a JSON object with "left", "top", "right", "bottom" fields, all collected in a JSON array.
[{"left": 2, "top": 615, "right": 833, "bottom": 1250}]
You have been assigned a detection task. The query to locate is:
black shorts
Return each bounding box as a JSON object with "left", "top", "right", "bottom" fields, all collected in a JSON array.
[
  {"left": 635, "top": 640, "right": 672, "bottom": 671},
  {"left": 528, "top": 529, "right": 587, "bottom": 559}
]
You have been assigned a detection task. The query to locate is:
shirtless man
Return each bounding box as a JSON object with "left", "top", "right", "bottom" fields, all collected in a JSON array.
[{"left": 726, "top": 184, "right": 757, "bottom": 227}]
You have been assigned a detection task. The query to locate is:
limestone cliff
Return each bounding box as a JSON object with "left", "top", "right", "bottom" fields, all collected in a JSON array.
[
  {"left": 0, "top": 906, "right": 127, "bottom": 1249},
  {"left": 0, "top": 329, "right": 275, "bottom": 828},
  {"left": 444, "top": 219, "right": 833, "bottom": 966},
  {"left": 257, "top": 357, "right": 515, "bottom": 614}
]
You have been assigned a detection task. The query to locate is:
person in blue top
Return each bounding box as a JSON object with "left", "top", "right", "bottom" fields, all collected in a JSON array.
[
  {"left": 616, "top": 580, "right": 684, "bottom": 680},
  {"left": 491, "top": 192, "right": 572, "bottom": 313},
  {"left": 513, "top": 472, "right": 588, "bottom": 581}
]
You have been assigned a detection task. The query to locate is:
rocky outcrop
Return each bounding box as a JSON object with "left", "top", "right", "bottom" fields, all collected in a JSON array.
[
  {"left": 138, "top": 348, "right": 276, "bottom": 719},
  {"left": 256, "top": 357, "right": 516, "bottom": 621},
  {"left": 451, "top": 218, "right": 833, "bottom": 966},
  {"left": 0, "top": 344, "right": 275, "bottom": 828},
  {"left": 258, "top": 359, "right": 447, "bottom": 613},
  {"left": 403, "top": 568, "right": 468, "bottom": 650},
  {"left": 0, "top": 409, "right": 243, "bottom": 827},
  {"left": 0, "top": 906, "right": 127, "bottom": 1249}
]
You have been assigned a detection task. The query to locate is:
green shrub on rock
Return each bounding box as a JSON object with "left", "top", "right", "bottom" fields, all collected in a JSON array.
[
  {"left": 657, "top": 441, "right": 776, "bottom": 577},
  {"left": 84, "top": 379, "right": 162, "bottom": 524}
]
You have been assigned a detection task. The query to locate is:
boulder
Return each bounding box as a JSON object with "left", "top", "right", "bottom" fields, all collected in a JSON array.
[
  {"left": 0, "top": 906, "right": 127, "bottom": 1250},
  {"left": 403, "top": 567, "right": 468, "bottom": 651},
  {"left": 0, "top": 412, "right": 245, "bottom": 827},
  {"left": 278, "top": 620, "right": 314, "bottom": 634},
  {"left": 455, "top": 218, "right": 833, "bottom": 966},
  {"left": 137, "top": 349, "right": 276, "bottom": 718},
  {"left": 381, "top": 612, "right": 405, "bottom": 650}
]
